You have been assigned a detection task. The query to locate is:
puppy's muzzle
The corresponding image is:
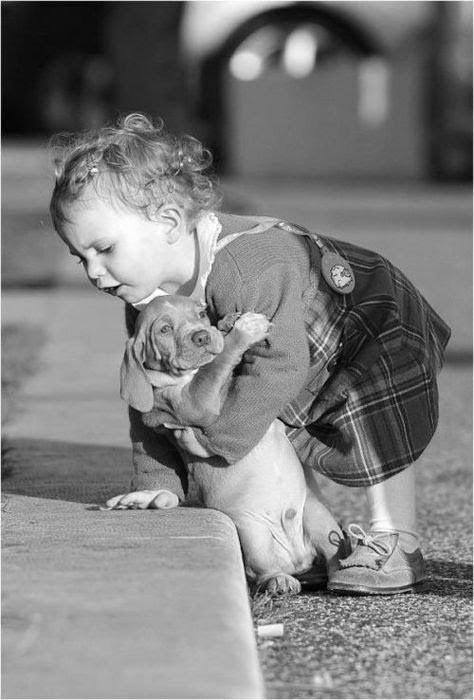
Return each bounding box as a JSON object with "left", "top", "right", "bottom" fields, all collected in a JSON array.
[{"left": 192, "top": 330, "right": 211, "bottom": 347}]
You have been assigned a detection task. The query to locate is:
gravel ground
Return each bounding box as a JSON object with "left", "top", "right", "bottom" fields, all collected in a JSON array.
[
  {"left": 251, "top": 364, "right": 472, "bottom": 699},
  {"left": 253, "top": 584, "right": 471, "bottom": 699}
]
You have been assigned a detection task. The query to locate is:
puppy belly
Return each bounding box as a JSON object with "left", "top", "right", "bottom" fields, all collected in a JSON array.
[
  {"left": 187, "top": 420, "right": 307, "bottom": 511},
  {"left": 185, "top": 421, "right": 315, "bottom": 577}
]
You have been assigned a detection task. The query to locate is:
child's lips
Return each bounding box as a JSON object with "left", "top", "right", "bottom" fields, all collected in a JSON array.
[{"left": 102, "top": 285, "right": 121, "bottom": 296}]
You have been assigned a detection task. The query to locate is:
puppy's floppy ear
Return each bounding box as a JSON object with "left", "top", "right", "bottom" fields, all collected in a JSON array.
[
  {"left": 120, "top": 336, "right": 155, "bottom": 412},
  {"left": 148, "top": 318, "right": 166, "bottom": 360}
]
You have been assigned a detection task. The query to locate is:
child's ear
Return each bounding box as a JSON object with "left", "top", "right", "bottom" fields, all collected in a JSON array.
[{"left": 157, "top": 204, "right": 185, "bottom": 244}]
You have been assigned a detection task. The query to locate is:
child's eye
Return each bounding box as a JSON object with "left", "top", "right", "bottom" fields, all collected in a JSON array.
[
  {"left": 198, "top": 310, "right": 208, "bottom": 319},
  {"left": 160, "top": 324, "right": 172, "bottom": 334},
  {"left": 99, "top": 245, "right": 114, "bottom": 255}
]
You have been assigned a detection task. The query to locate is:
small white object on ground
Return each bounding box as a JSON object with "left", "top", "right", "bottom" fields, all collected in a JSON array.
[
  {"left": 312, "top": 670, "right": 334, "bottom": 689},
  {"left": 257, "top": 623, "right": 284, "bottom": 638}
]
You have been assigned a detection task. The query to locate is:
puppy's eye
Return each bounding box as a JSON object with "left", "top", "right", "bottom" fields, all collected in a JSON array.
[
  {"left": 198, "top": 310, "right": 208, "bottom": 319},
  {"left": 160, "top": 324, "right": 172, "bottom": 334}
]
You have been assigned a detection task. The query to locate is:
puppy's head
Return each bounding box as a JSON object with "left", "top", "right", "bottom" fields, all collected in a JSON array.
[{"left": 120, "top": 295, "right": 224, "bottom": 412}]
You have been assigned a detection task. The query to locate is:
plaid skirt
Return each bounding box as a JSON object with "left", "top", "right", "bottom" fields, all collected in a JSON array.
[{"left": 279, "top": 230, "right": 451, "bottom": 487}]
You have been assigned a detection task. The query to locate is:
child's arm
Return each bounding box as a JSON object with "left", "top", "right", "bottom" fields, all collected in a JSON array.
[
  {"left": 128, "top": 405, "right": 188, "bottom": 496},
  {"left": 192, "top": 250, "right": 311, "bottom": 463}
]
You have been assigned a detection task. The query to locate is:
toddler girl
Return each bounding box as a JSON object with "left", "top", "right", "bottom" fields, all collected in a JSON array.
[{"left": 50, "top": 113, "right": 450, "bottom": 595}]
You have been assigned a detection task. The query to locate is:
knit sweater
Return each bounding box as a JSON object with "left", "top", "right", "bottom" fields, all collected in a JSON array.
[
  {"left": 195, "top": 213, "right": 314, "bottom": 461},
  {"left": 124, "top": 211, "right": 450, "bottom": 491}
]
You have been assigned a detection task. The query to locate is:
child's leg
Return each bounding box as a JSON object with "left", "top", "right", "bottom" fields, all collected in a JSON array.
[
  {"left": 328, "top": 464, "right": 426, "bottom": 594},
  {"left": 365, "top": 464, "right": 420, "bottom": 552}
]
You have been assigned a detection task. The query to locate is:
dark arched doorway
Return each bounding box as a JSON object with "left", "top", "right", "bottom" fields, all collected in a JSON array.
[{"left": 198, "top": 3, "right": 381, "bottom": 174}]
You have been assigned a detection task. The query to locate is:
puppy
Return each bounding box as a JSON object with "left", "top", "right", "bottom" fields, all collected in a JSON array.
[{"left": 111, "top": 295, "right": 340, "bottom": 595}]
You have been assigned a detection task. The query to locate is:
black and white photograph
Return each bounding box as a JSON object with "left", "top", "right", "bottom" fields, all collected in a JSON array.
[{"left": 2, "top": 1, "right": 472, "bottom": 698}]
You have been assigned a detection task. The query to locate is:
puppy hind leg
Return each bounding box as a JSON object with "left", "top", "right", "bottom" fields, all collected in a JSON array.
[
  {"left": 303, "top": 491, "right": 344, "bottom": 565},
  {"left": 258, "top": 572, "right": 301, "bottom": 596},
  {"left": 235, "top": 520, "right": 301, "bottom": 596}
]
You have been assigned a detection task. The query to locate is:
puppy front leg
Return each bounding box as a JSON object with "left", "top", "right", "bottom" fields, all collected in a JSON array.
[{"left": 171, "top": 313, "right": 272, "bottom": 426}]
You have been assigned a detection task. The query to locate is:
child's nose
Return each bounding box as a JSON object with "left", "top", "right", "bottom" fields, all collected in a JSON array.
[{"left": 87, "top": 258, "right": 106, "bottom": 280}]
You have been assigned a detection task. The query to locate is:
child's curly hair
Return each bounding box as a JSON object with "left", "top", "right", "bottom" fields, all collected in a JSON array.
[{"left": 50, "top": 113, "right": 222, "bottom": 231}]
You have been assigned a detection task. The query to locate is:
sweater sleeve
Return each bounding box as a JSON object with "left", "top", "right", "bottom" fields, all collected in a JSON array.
[
  {"left": 194, "top": 251, "right": 310, "bottom": 463},
  {"left": 124, "top": 303, "right": 187, "bottom": 497}
]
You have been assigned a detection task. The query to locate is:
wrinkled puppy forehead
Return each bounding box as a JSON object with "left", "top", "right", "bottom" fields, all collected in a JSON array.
[
  {"left": 161, "top": 295, "right": 207, "bottom": 317},
  {"left": 137, "top": 295, "right": 208, "bottom": 330}
]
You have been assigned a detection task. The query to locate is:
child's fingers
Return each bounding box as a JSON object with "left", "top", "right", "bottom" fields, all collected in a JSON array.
[
  {"left": 118, "top": 491, "right": 159, "bottom": 508},
  {"left": 104, "top": 490, "right": 169, "bottom": 510},
  {"left": 150, "top": 491, "right": 179, "bottom": 509},
  {"left": 104, "top": 494, "right": 126, "bottom": 509}
]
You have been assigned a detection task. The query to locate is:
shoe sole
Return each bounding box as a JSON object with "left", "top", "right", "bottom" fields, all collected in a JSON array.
[
  {"left": 295, "top": 575, "right": 328, "bottom": 591},
  {"left": 299, "top": 579, "right": 328, "bottom": 591},
  {"left": 327, "top": 579, "right": 428, "bottom": 595}
]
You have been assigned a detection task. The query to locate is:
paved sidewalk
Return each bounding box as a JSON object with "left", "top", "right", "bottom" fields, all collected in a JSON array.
[
  {"left": 2, "top": 288, "right": 264, "bottom": 699},
  {"left": 2, "top": 152, "right": 471, "bottom": 698}
]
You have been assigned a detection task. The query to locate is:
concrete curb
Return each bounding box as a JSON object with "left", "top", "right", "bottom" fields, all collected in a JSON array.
[
  {"left": 3, "top": 498, "right": 263, "bottom": 699},
  {"left": 2, "top": 289, "right": 264, "bottom": 699}
]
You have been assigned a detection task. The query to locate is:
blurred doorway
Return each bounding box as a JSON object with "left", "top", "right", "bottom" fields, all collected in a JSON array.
[{"left": 198, "top": 3, "right": 427, "bottom": 179}]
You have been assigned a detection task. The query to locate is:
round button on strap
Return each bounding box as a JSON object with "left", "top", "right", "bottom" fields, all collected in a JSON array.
[{"left": 320, "top": 249, "right": 355, "bottom": 295}]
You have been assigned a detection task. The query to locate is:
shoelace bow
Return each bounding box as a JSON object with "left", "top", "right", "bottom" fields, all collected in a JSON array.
[{"left": 347, "top": 523, "right": 393, "bottom": 556}]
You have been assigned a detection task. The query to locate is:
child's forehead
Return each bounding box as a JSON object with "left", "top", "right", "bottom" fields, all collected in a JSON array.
[
  {"left": 64, "top": 192, "right": 141, "bottom": 232},
  {"left": 67, "top": 188, "right": 121, "bottom": 216},
  {"left": 58, "top": 197, "right": 113, "bottom": 242}
]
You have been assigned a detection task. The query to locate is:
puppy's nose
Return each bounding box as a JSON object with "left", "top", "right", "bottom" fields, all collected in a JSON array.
[{"left": 192, "top": 330, "right": 211, "bottom": 347}]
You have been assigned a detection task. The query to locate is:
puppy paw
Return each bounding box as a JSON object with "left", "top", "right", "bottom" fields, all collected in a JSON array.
[
  {"left": 103, "top": 489, "right": 179, "bottom": 510},
  {"left": 258, "top": 573, "right": 302, "bottom": 596},
  {"left": 217, "top": 312, "right": 242, "bottom": 334},
  {"left": 232, "top": 313, "right": 272, "bottom": 346}
]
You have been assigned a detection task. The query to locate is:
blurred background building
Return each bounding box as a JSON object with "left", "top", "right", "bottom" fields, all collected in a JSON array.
[{"left": 2, "top": 0, "right": 472, "bottom": 181}]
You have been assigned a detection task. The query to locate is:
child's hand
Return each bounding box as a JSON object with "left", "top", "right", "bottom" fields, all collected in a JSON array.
[
  {"left": 103, "top": 489, "right": 179, "bottom": 510},
  {"left": 164, "top": 423, "right": 214, "bottom": 458}
]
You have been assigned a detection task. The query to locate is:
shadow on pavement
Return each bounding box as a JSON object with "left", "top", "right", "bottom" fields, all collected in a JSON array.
[
  {"left": 424, "top": 559, "right": 473, "bottom": 599},
  {"left": 2, "top": 438, "right": 132, "bottom": 505}
]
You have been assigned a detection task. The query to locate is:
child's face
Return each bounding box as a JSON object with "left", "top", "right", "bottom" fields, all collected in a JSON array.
[{"left": 59, "top": 194, "right": 193, "bottom": 304}]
